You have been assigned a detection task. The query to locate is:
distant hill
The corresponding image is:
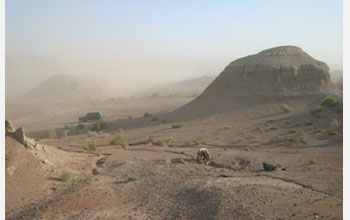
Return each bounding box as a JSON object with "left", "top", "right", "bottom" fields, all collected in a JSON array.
[
  {"left": 18, "top": 74, "right": 111, "bottom": 104},
  {"left": 330, "top": 70, "right": 343, "bottom": 83},
  {"left": 140, "top": 75, "right": 217, "bottom": 98}
]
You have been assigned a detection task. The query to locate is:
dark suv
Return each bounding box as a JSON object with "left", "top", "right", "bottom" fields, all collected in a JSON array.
[{"left": 79, "top": 112, "right": 103, "bottom": 122}]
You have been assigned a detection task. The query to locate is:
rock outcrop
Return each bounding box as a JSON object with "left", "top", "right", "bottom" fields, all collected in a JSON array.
[
  {"left": 5, "top": 120, "right": 40, "bottom": 149},
  {"left": 5, "top": 120, "right": 16, "bottom": 133},
  {"left": 202, "top": 46, "right": 338, "bottom": 97}
]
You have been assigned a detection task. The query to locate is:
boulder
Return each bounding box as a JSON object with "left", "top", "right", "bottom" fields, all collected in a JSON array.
[{"left": 14, "top": 127, "right": 26, "bottom": 145}]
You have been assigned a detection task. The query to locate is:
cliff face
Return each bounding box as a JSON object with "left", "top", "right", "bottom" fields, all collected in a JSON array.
[{"left": 202, "top": 46, "right": 337, "bottom": 97}]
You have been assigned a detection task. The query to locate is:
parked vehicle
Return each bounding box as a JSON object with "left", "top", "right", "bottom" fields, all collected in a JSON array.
[{"left": 79, "top": 112, "right": 103, "bottom": 122}]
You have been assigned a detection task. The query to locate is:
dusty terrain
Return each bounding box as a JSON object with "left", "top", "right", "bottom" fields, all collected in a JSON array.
[{"left": 5, "top": 95, "right": 342, "bottom": 220}]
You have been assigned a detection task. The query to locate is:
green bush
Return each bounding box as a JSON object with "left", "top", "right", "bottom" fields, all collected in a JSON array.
[
  {"left": 224, "top": 125, "right": 233, "bottom": 130},
  {"left": 280, "top": 104, "right": 294, "bottom": 113},
  {"left": 128, "top": 176, "right": 139, "bottom": 181},
  {"left": 42, "top": 129, "right": 56, "bottom": 139},
  {"left": 165, "top": 137, "right": 173, "bottom": 146},
  {"left": 171, "top": 122, "right": 185, "bottom": 129},
  {"left": 291, "top": 137, "right": 307, "bottom": 144},
  {"left": 310, "top": 108, "right": 322, "bottom": 115},
  {"left": 244, "top": 145, "right": 254, "bottom": 151},
  {"left": 76, "top": 123, "right": 85, "bottom": 130},
  {"left": 111, "top": 135, "right": 129, "bottom": 149},
  {"left": 270, "top": 126, "right": 279, "bottom": 130},
  {"left": 63, "top": 129, "right": 70, "bottom": 137},
  {"left": 195, "top": 136, "right": 204, "bottom": 145},
  {"left": 60, "top": 171, "right": 72, "bottom": 182},
  {"left": 151, "top": 118, "right": 157, "bottom": 121},
  {"left": 313, "top": 128, "right": 325, "bottom": 133},
  {"left": 309, "top": 160, "right": 317, "bottom": 165},
  {"left": 305, "top": 121, "right": 313, "bottom": 126},
  {"left": 328, "top": 131, "right": 340, "bottom": 136},
  {"left": 156, "top": 138, "right": 165, "bottom": 147},
  {"left": 144, "top": 112, "right": 152, "bottom": 118},
  {"left": 321, "top": 96, "right": 339, "bottom": 107},
  {"left": 84, "top": 140, "right": 96, "bottom": 152},
  {"left": 64, "top": 125, "right": 71, "bottom": 131},
  {"left": 91, "top": 120, "right": 108, "bottom": 132},
  {"left": 148, "top": 135, "right": 156, "bottom": 143},
  {"left": 161, "top": 119, "right": 168, "bottom": 124},
  {"left": 256, "top": 126, "right": 264, "bottom": 132}
]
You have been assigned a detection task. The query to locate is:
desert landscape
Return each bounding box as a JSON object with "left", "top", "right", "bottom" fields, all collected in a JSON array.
[{"left": 5, "top": 46, "right": 343, "bottom": 220}]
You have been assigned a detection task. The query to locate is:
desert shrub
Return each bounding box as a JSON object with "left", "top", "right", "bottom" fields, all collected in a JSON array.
[
  {"left": 91, "top": 120, "right": 108, "bottom": 132},
  {"left": 195, "top": 136, "right": 204, "bottom": 145},
  {"left": 60, "top": 171, "right": 72, "bottom": 182},
  {"left": 280, "top": 104, "right": 294, "bottom": 113},
  {"left": 84, "top": 140, "right": 96, "bottom": 152},
  {"left": 237, "top": 138, "right": 243, "bottom": 143},
  {"left": 309, "top": 160, "right": 317, "bottom": 165},
  {"left": 88, "top": 131, "right": 98, "bottom": 137},
  {"left": 296, "top": 131, "right": 304, "bottom": 136},
  {"left": 289, "top": 129, "right": 297, "bottom": 133},
  {"left": 42, "top": 129, "right": 56, "bottom": 139},
  {"left": 285, "top": 121, "right": 292, "bottom": 124},
  {"left": 291, "top": 137, "right": 307, "bottom": 144},
  {"left": 171, "top": 122, "right": 185, "bottom": 129},
  {"left": 111, "top": 135, "right": 129, "bottom": 149},
  {"left": 295, "top": 122, "right": 301, "bottom": 126},
  {"left": 321, "top": 96, "right": 339, "bottom": 107},
  {"left": 144, "top": 112, "right": 152, "bottom": 118},
  {"left": 266, "top": 120, "right": 275, "bottom": 123},
  {"left": 270, "top": 137, "right": 278, "bottom": 143},
  {"left": 128, "top": 115, "right": 132, "bottom": 120},
  {"left": 161, "top": 119, "right": 168, "bottom": 124},
  {"left": 328, "top": 131, "right": 340, "bottom": 136},
  {"left": 151, "top": 118, "right": 157, "bottom": 121},
  {"left": 313, "top": 128, "right": 325, "bottom": 133},
  {"left": 313, "top": 115, "right": 321, "bottom": 119},
  {"left": 128, "top": 176, "right": 139, "bottom": 181},
  {"left": 156, "top": 138, "right": 165, "bottom": 147},
  {"left": 270, "top": 126, "right": 279, "bottom": 130},
  {"left": 118, "top": 128, "right": 124, "bottom": 134},
  {"left": 97, "top": 130, "right": 104, "bottom": 135},
  {"left": 244, "top": 145, "right": 254, "bottom": 151},
  {"left": 310, "top": 108, "right": 323, "bottom": 116},
  {"left": 224, "top": 125, "right": 233, "bottom": 130},
  {"left": 305, "top": 121, "right": 313, "bottom": 126},
  {"left": 165, "top": 137, "right": 173, "bottom": 146},
  {"left": 63, "top": 129, "right": 70, "bottom": 137},
  {"left": 148, "top": 135, "right": 156, "bottom": 143},
  {"left": 256, "top": 126, "right": 264, "bottom": 132},
  {"left": 64, "top": 125, "right": 71, "bottom": 131},
  {"left": 76, "top": 123, "right": 85, "bottom": 130},
  {"left": 282, "top": 135, "right": 292, "bottom": 142}
]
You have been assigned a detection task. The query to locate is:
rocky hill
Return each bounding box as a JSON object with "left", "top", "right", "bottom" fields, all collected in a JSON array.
[
  {"left": 18, "top": 74, "right": 111, "bottom": 104},
  {"left": 168, "top": 46, "right": 339, "bottom": 119}
]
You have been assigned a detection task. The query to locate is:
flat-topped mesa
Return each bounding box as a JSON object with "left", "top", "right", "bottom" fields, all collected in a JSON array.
[{"left": 202, "top": 46, "right": 338, "bottom": 97}]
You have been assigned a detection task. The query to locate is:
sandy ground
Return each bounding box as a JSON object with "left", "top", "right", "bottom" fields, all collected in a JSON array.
[{"left": 5, "top": 96, "right": 343, "bottom": 220}]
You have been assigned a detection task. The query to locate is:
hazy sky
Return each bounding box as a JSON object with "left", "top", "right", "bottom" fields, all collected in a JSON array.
[{"left": 6, "top": 0, "right": 343, "bottom": 98}]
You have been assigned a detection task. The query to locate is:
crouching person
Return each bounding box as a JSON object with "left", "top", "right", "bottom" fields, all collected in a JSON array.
[{"left": 197, "top": 148, "right": 211, "bottom": 165}]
